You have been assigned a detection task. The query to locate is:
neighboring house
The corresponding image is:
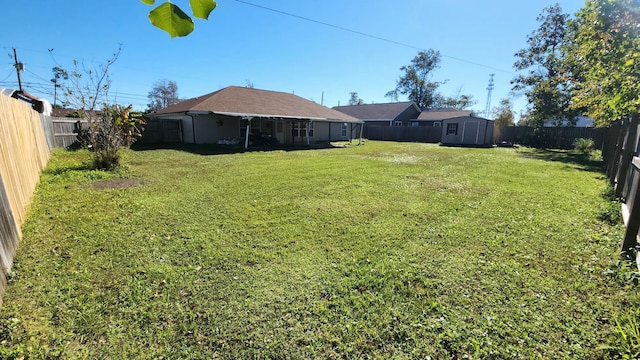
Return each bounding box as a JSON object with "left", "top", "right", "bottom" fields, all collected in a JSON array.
[
  {"left": 50, "top": 108, "right": 100, "bottom": 118},
  {"left": 413, "top": 108, "right": 474, "bottom": 127},
  {"left": 332, "top": 102, "right": 421, "bottom": 127},
  {"left": 441, "top": 116, "right": 494, "bottom": 147},
  {"left": 149, "top": 86, "right": 363, "bottom": 147},
  {"left": 543, "top": 115, "right": 594, "bottom": 127},
  {"left": 0, "top": 87, "right": 52, "bottom": 116}
]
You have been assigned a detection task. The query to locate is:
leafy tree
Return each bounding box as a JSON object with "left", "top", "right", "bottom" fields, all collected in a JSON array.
[
  {"left": 147, "top": 79, "right": 180, "bottom": 111},
  {"left": 384, "top": 90, "right": 399, "bottom": 102},
  {"left": 348, "top": 91, "right": 364, "bottom": 105},
  {"left": 61, "top": 48, "right": 145, "bottom": 169},
  {"left": 142, "top": 0, "right": 217, "bottom": 38},
  {"left": 50, "top": 66, "right": 68, "bottom": 108},
  {"left": 392, "top": 49, "right": 445, "bottom": 110},
  {"left": 433, "top": 88, "right": 476, "bottom": 109},
  {"left": 511, "top": 4, "right": 578, "bottom": 128},
  {"left": 516, "top": 110, "right": 533, "bottom": 126},
  {"left": 564, "top": 0, "right": 640, "bottom": 127},
  {"left": 492, "top": 98, "right": 515, "bottom": 126}
]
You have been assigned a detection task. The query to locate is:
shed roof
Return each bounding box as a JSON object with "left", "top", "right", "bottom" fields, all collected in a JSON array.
[
  {"left": 154, "top": 86, "right": 361, "bottom": 123},
  {"left": 332, "top": 102, "right": 418, "bottom": 120},
  {"left": 417, "top": 108, "right": 473, "bottom": 120},
  {"left": 441, "top": 115, "right": 493, "bottom": 122}
]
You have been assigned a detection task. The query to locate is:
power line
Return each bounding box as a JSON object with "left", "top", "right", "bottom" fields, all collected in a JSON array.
[
  {"left": 235, "top": 0, "right": 515, "bottom": 75},
  {"left": 0, "top": 69, "right": 14, "bottom": 83}
]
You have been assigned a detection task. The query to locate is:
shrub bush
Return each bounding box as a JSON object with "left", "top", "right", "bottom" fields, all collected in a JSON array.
[
  {"left": 80, "top": 105, "right": 145, "bottom": 170},
  {"left": 574, "top": 138, "right": 595, "bottom": 154}
]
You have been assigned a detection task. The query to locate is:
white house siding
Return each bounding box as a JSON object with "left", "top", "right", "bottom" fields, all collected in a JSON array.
[
  {"left": 193, "top": 115, "right": 240, "bottom": 144},
  {"left": 298, "top": 122, "right": 352, "bottom": 143},
  {"left": 329, "top": 122, "right": 351, "bottom": 141}
]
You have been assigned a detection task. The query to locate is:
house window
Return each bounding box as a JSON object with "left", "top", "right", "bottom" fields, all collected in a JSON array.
[
  {"left": 341, "top": 123, "right": 348, "bottom": 137},
  {"left": 446, "top": 123, "right": 458, "bottom": 135},
  {"left": 433, "top": 121, "right": 442, "bottom": 127},
  {"left": 394, "top": 120, "right": 403, "bottom": 126},
  {"left": 291, "top": 121, "right": 314, "bottom": 137},
  {"left": 410, "top": 122, "right": 419, "bottom": 127}
]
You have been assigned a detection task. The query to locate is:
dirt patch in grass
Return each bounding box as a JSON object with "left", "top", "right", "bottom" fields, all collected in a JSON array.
[{"left": 92, "top": 178, "right": 144, "bottom": 190}]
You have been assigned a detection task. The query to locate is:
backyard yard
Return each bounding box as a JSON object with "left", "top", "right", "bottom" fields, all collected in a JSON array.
[{"left": 0, "top": 141, "right": 635, "bottom": 359}]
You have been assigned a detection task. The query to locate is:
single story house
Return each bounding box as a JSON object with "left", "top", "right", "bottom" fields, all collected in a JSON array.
[
  {"left": 148, "top": 86, "right": 363, "bottom": 148},
  {"left": 332, "top": 102, "right": 420, "bottom": 127},
  {"left": 413, "top": 108, "right": 474, "bottom": 127},
  {"left": 441, "top": 116, "right": 494, "bottom": 147}
]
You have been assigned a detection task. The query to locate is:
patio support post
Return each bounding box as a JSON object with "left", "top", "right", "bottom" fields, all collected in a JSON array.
[
  {"left": 243, "top": 116, "right": 253, "bottom": 149},
  {"left": 306, "top": 120, "right": 311, "bottom": 146},
  {"left": 359, "top": 123, "right": 364, "bottom": 145}
]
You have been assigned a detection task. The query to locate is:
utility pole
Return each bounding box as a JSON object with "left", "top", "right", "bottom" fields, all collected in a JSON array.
[{"left": 13, "top": 48, "right": 24, "bottom": 92}]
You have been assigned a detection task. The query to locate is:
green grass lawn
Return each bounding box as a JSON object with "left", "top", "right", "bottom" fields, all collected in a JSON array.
[{"left": 0, "top": 141, "right": 635, "bottom": 359}]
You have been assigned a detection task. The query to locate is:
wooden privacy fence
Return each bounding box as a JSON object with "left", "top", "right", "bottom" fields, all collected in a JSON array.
[
  {"left": 0, "top": 94, "right": 51, "bottom": 304},
  {"left": 48, "top": 117, "right": 87, "bottom": 148},
  {"left": 137, "top": 119, "right": 183, "bottom": 144},
  {"left": 363, "top": 125, "right": 442, "bottom": 143},
  {"left": 495, "top": 126, "right": 606, "bottom": 149},
  {"left": 602, "top": 113, "right": 640, "bottom": 258}
]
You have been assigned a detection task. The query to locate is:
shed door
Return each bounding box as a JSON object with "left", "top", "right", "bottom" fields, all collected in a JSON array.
[{"left": 462, "top": 121, "right": 479, "bottom": 144}]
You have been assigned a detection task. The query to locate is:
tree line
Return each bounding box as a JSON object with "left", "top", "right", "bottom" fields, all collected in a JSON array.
[
  {"left": 513, "top": 0, "right": 638, "bottom": 128},
  {"left": 350, "top": 0, "right": 638, "bottom": 129}
]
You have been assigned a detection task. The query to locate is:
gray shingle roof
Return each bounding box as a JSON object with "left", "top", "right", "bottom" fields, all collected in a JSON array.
[
  {"left": 417, "top": 108, "right": 473, "bottom": 121},
  {"left": 154, "top": 86, "right": 360, "bottom": 123},
  {"left": 332, "top": 102, "right": 418, "bottom": 120}
]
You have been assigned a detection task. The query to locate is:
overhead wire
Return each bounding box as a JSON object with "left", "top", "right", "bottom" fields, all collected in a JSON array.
[
  {"left": 0, "top": 69, "right": 14, "bottom": 83},
  {"left": 234, "top": 0, "right": 515, "bottom": 75}
]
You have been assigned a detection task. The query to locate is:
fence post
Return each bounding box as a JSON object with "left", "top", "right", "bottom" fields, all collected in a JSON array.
[
  {"left": 615, "top": 114, "right": 640, "bottom": 199},
  {"left": 621, "top": 160, "right": 640, "bottom": 258},
  {"left": 608, "top": 117, "right": 629, "bottom": 184}
]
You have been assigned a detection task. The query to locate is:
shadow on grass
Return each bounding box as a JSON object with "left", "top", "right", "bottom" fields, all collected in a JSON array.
[
  {"left": 130, "top": 142, "right": 351, "bottom": 156},
  {"left": 518, "top": 148, "right": 604, "bottom": 173},
  {"left": 44, "top": 162, "right": 95, "bottom": 175}
]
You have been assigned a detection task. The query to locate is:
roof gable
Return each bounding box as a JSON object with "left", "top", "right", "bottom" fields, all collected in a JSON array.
[
  {"left": 155, "top": 86, "right": 359, "bottom": 122},
  {"left": 333, "top": 102, "right": 419, "bottom": 120}
]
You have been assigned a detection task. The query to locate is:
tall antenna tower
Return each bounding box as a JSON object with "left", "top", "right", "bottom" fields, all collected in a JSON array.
[{"left": 484, "top": 74, "right": 494, "bottom": 118}]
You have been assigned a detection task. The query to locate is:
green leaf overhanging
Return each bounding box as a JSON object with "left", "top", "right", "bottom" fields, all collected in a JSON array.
[
  {"left": 190, "top": 0, "right": 217, "bottom": 20},
  {"left": 149, "top": 2, "right": 195, "bottom": 38},
  {"left": 141, "top": 0, "right": 155, "bottom": 5}
]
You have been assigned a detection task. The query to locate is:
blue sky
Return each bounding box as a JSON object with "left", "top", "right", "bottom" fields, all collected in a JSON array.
[{"left": 1, "top": 0, "right": 587, "bottom": 118}]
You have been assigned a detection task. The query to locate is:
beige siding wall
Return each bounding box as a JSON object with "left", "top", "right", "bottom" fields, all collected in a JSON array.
[{"left": 195, "top": 115, "right": 241, "bottom": 144}]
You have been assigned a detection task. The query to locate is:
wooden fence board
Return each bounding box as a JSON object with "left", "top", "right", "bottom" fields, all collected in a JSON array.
[
  {"left": 602, "top": 113, "right": 640, "bottom": 259},
  {"left": 0, "top": 94, "right": 51, "bottom": 304},
  {"left": 496, "top": 126, "right": 605, "bottom": 149},
  {"left": 363, "top": 125, "right": 442, "bottom": 143}
]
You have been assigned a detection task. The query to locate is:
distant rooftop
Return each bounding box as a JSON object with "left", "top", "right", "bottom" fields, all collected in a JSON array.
[
  {"left": 417, "top": 108, "right": 473, "bottom": 121},
  {"left": 332, "top": 102, "right": 418, "bottom": 120}
]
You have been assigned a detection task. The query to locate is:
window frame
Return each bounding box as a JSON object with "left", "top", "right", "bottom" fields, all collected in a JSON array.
[
  {"left": 291, "top": 121, "right": 314, "bottom": 137},
  {"left": 446, "top": 123, "right": 458, "bottom": 135}
]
